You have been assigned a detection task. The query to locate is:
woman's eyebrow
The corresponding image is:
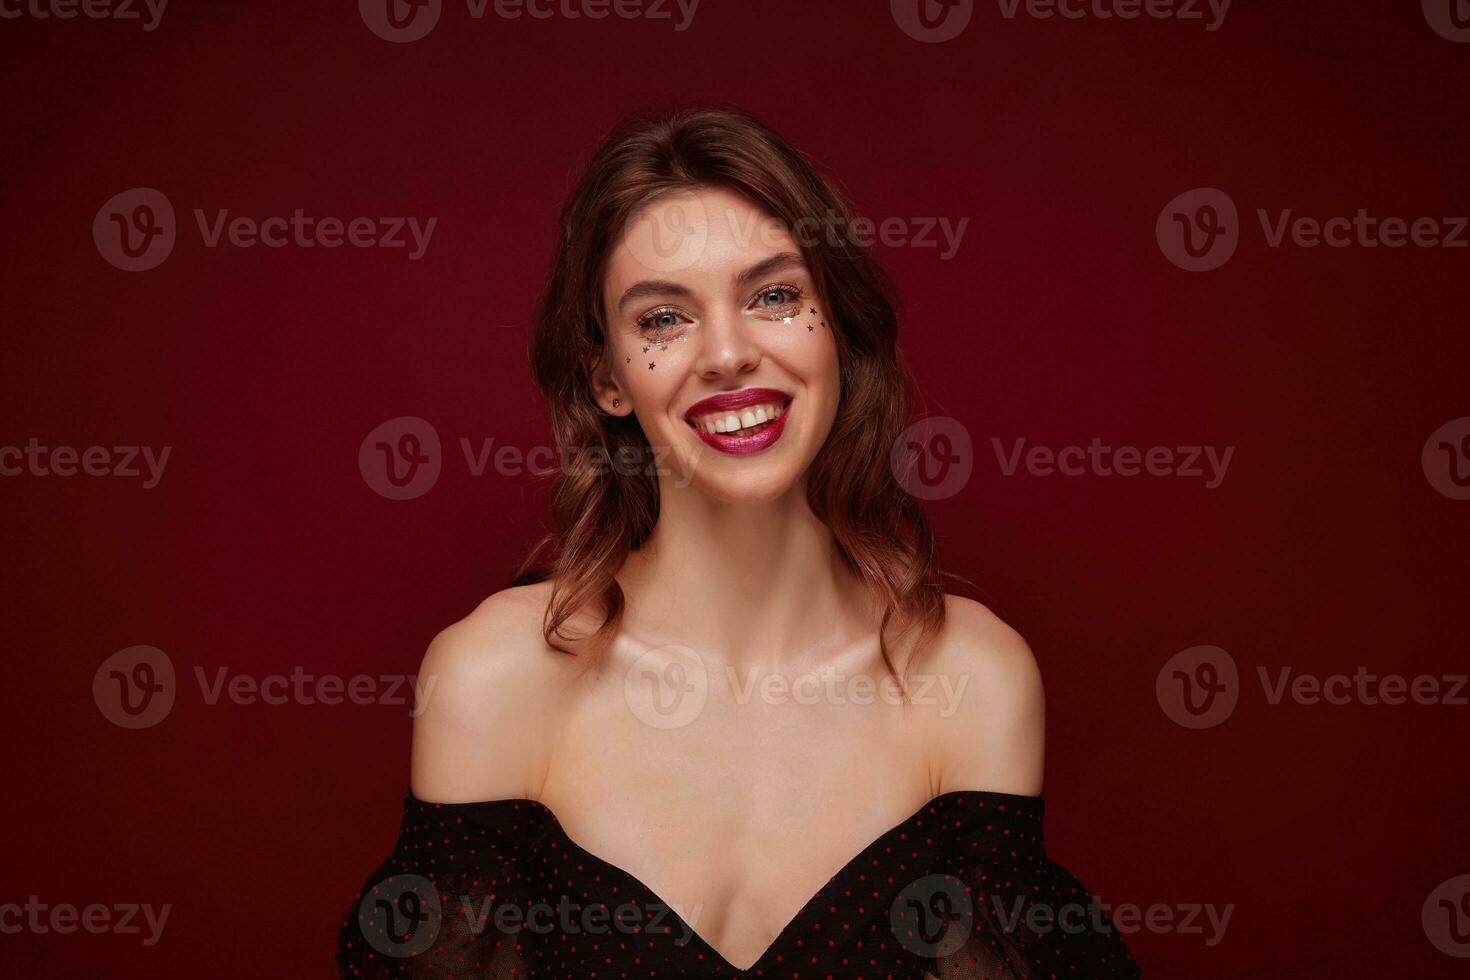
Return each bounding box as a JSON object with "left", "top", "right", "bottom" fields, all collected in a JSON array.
[
  {"left": 615, "top": 251, "right": 808, "bottom": 316},
  {"left": 616, "top": 279, "right": 691, "bottom": 314},
  {"left": 734, "top": 251, "right": 805, "bottom": 291}
]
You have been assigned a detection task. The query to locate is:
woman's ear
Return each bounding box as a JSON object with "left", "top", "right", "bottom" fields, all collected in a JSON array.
[{"left": 589, "top": 351, "right": 631, "bottom": 416}]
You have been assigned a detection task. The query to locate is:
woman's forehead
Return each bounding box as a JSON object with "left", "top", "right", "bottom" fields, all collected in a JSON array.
[{"left": 605, "top": 187, "right": 806, "bottom": 296}]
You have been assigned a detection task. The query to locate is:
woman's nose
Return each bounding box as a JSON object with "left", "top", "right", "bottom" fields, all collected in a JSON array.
[{"left": 692, "top": 306, "right": 762, "bottom": 381}]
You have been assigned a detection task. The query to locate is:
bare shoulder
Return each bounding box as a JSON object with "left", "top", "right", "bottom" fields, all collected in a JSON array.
[
  {"left": 410, "top": 581, "right": 583, "bottom": 803},
  {"left": 917, "top": 594, "right": 1045, "bottom": 797}
]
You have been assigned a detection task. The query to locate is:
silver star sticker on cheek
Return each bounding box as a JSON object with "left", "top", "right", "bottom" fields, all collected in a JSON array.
[{"left": 782, "top": 316, "right": 794, "bottom": 325}]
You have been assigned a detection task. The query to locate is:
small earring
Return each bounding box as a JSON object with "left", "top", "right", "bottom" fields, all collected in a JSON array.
[{"left": 612, "top": 398, "right": 620, "bottom": 409}]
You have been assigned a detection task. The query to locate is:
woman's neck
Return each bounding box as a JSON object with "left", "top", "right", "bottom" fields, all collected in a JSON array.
[{"left": 616, "top": 487, "right": 876, "bottom": 669}]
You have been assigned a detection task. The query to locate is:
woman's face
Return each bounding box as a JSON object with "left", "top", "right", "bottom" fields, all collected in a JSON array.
[{"left": 596, "top": 185, "right": 841, "bottom": 503}]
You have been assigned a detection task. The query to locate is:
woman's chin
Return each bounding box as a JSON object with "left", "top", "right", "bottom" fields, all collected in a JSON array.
[{"left": 680, "top": 468, "right": 802, "bottom": 505}]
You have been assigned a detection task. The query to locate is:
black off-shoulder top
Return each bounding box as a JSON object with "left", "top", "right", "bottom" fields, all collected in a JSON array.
[{"left": 337, "top": 790, "right": 1141, "bottom": 978}]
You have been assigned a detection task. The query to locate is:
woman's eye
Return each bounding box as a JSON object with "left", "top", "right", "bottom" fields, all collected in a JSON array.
[
  {"left": 752, "top": 284, "right": 802, "bottom": 315},
  {"left": 637, "top": 308, "right": 687, "bottom": 336}
]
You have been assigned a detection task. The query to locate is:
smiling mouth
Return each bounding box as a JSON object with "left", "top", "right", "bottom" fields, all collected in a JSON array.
[{"left": 684, "top": 397, "right": 791, "bottom": 438}]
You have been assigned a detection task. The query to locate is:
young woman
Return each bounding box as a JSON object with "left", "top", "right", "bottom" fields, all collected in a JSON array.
[{"left": 337, "top": 107, "right": 1140, "bottom": 979}]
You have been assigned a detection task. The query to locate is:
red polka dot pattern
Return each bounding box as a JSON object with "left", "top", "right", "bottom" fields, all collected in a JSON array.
[{"left": 336, "top": 790, "right": 1141, "bottom": 978}]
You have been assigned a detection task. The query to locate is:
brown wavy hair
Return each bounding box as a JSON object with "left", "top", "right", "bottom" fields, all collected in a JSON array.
[{"left": 510, "top": 104, "right": 950, "bottom": 687}]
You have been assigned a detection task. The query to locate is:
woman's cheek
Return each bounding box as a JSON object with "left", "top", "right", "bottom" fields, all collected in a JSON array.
[{"left": 621, "top": 334, "right": 694, "bottom": 381}]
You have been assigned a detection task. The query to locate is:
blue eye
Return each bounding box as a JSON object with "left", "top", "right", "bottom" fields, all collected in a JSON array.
[
  {"left": 636, "top": 307, "right": 688, "bottom": 336},
  {"left": 751, "top": 283, "right": 803, "bottom": 318}
]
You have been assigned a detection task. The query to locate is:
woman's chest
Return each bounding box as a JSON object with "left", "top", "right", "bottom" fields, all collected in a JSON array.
[{"left": 537, "top": 657, "right": 938, "bottom": 970}]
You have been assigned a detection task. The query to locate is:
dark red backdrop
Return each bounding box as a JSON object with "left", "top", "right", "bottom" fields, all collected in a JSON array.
[{"left": 3, "top": 0, "right": 1467, "bottom": 976}]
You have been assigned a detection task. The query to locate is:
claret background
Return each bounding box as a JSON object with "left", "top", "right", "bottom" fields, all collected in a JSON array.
[{"left": 2, "top": 0, "right": 1467, "bottom": 976}]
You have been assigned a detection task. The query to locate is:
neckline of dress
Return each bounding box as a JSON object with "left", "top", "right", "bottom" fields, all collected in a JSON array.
[{"left": 406, "top": 787, "right": 1044, "bottom": 974}]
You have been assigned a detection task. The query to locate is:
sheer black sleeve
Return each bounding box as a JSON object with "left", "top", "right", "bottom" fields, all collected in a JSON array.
[
  {"left": 335, "top": 793, "right": 550, "bottom": 979},
  {"left": 900, "top": 793, "right": 1142, "bottom": 979}
]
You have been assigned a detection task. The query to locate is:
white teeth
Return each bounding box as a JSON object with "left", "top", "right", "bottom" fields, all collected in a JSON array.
[{"left": 690, "top": 400, "right": 787, "bottom": 435}]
